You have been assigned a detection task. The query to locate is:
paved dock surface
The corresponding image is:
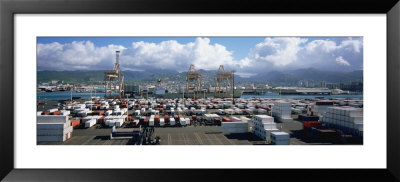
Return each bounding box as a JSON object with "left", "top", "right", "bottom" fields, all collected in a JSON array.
[
  {"left": 154, "top": 126, "right": 265, "bottom": 145},
  {"left": 37, "top": 120, "right": 342, "bottom": 145}
]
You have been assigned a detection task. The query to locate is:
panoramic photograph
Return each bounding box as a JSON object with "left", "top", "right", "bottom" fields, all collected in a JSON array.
[{"left": 36, "top": 37, "right": 363, "bottom": 145}]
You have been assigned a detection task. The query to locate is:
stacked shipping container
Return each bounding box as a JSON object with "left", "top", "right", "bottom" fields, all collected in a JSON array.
[{"left": 37, "top": 115, "right": 73, "bottom": 142}]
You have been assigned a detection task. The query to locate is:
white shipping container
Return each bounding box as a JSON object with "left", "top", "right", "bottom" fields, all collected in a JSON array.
[
  {"left": 135, "top": 110, "right": 141, "bottom": 116},
  {"left": 100, "top": 105, "right": 109, "bottom": 110},
  {"left": 37, "top": 123, "right": 67, "bottom": 130},
  {"left": 350, "top": 116, "right": 363, "bottom": 123},
  {"left": 262, "top": 123, "right": 277, "bottom": 130},
  {"left": 170, "top": 118, "right": 175, "bottom": 126},
  {"left": 105, "top": 110, "right": 113, "bottom": 116},
  {"left": 48, "top": 108, "right": 58, "bottom": 113},
  {"left": 84, "top": 119, "right": 96, "bottom": 128},
  {"left": 37, "top": 115, "right": 68, "bottom": 123},
  {"left": 133, "top": 120, "right": 139, "bottom": 126},
  {"left": 60, "top": 110, "right": 70, "bottom": 116},
  {"left": 271, "top": 131, "right": 290, "bottom": 140},
  {"left": 115, "top": 119, "right": 124, "bottom": 127},
  {"left": 240, "top": 116, "right": 250, "bottom": 123},
  {"left": 180, "top": 118, "right": 186, "bottom": 126},
  {"left": 160, "top": 118, "right": 165, "bottom": 126},
  {"left": 149, "top": 117, "right": 154, "bottom": 126},
  {"left": 37, "top": 126, "right": 73, "bottom": 136}
]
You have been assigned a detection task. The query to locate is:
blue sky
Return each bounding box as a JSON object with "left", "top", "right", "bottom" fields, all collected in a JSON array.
[{"left": 37, "top": 37, "right": 363, "bottom": 76}]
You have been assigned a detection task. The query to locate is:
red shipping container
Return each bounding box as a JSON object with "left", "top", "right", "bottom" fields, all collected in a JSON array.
[
  {"left": 222, "top": 117, "right": 231, "bottom": 122},
  {"left": 94, "top": 110, "right": 104, "bottom": 115},
  {"left": 164, "top": 115, "right": 169, "bottom": 122},
  {"left": 128, "top": 116, "right": 136, "bottom": 121},
  {"left": 51, "top": 110, "right": 61, "bottom": 115},
  {"left": 43, "top": 111, "right": 50, "bottom": 115},
  {"left": 96, "top": 116, "right": 106, "bottom": 124},
  {"left": 303, "top": 121, "right": 321, "bottom": 128},
  {"left": 70, "top": 119, "right": 80, "bottom": 128}
]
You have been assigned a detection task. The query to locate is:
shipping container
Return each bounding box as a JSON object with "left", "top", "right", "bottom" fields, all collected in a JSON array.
[
  {"left": 98, "top": 116, "right": 106, "bottom": 124},
  {"left": 222, "top": 117, "right": 231, "bottom": 122},
  {"left": 185, "top": 118, "right": 191, "bottom": 125},
  {"left": 164, "top": 114, "right": 169, "bottom": 122},
  {"left": 93, "top": 110, "right": 105, "bottom": 115},
  {"left": 84, "top": 119, "right": 96, "bottom": 128},
  {"left": 170, "top": 118, "right": 176, "bottom": 126},
  {"left": 160, "top": 118, "right": 165, "bottom": 126},
  {"left": 143, "top": 117, "right": 149, "bottom": 127},
  {"left": 70, "top": 119, "right": 80, "bottom": 128},
  {"left": 51, "top": 110, "right": 61, "bottom": 115},
  {"left": 303, "top": 121, "right": 322, "bottom": 128}
]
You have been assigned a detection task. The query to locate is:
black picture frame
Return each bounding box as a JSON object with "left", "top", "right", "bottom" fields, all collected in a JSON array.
[{"left": 1, "top": 0, "right": 399, "bottom": 181}]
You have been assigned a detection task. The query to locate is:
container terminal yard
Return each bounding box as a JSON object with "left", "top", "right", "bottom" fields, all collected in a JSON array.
[
  {"left": 37, "top": 51, "right": 363, "bottom": 145},
  {"left": 37, "top": 97, "right": 363, "bottom": 145}
]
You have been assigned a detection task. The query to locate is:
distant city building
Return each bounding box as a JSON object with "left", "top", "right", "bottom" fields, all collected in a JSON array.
[
  {"left": 320, "top": 81, "right": 327, "bottom": 88},
  {"left": 124, "top": 84, "right": 141, "bottom": 94}
]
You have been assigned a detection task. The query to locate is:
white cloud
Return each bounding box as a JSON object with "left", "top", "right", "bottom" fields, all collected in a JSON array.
[
  {"left": 37, "top": 37, "right": 363, "bottom": 74},
  {"left": 239, "top": 37, "right": 362, "bottom": 73},
  {"left": 37, "top": 41, "right": 124, "bottom": 71},
  {"left": 247, "top": 37, "right": 307, "bottom": 67},
  {"left": 122, "top": 37, "right": 235, "bottom": 71},
  {"left": 335, "top": 56, "right": 351, "bottom": 66},
  {"left": 37, "top": 38, "right": 239, "bottom": 72}
]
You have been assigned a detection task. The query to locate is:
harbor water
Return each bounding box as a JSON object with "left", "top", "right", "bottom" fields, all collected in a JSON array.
[
  {"left": 37, "top": 91, "right": 363, "bottom": 101},
  {"left": 240, "top": 92, "right": 363, "bottom": 99},
  {"left": 37, "top": 91, "right": 119, "bottom": 101}
]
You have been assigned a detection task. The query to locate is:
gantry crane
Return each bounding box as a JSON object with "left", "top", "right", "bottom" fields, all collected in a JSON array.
[
  {"left": 185, "top": 64, "right": 202, "bottom": 99},
  {"left": 104, "top": 51, "right": 124, "bottom": 98},
  {"left": 214, "top": 65, "right": 233, "bottom": 97}
]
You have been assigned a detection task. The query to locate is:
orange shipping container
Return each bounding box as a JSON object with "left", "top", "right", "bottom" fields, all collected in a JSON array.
[
  {"left": 164, "top": 115, "right": 169, "bottom": 122},
  {"left": 71, "top": 119, "right": 80, "bottom": 128},
  {"left": 94, "top": 110, "right": 105, "bottom": 115},
  {"left": 51, "top": 110, "right": 61, "bottom": 115},
  {"left": 222, "top": 117, "right": 231, "bottom": 122}
]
